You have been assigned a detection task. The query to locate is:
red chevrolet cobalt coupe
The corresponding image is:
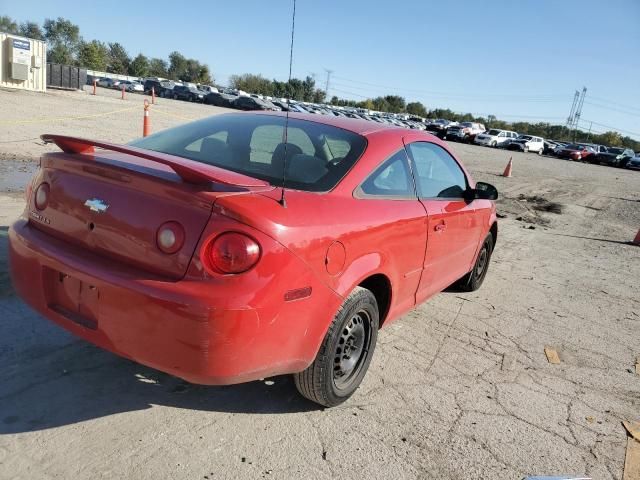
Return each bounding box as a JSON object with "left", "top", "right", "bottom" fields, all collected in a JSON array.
[{"left": 9, "top": 112, "right": 498, "bottom": 407}]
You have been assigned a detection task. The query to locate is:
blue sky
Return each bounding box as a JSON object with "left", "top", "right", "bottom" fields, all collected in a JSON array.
[{"left": 5, "top": 0, "right": 640, "bottom": 138}]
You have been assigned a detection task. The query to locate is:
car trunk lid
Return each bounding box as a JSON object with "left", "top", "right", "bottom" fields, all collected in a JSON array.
[{"left": 28, "top": 135, "right": 272, "bottom": 279}]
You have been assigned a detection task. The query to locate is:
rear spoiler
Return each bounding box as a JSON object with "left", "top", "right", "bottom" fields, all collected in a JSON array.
[{"left": 40, "top": 134, "right": 269, "bottom": 188}]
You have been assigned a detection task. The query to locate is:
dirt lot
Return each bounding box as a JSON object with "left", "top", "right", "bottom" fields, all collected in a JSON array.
[{"left": 1, "top": 89, "right": 639, "bottom": 480}]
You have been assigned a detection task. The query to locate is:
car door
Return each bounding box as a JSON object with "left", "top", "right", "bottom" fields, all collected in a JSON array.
[
  {"left": 355, "top": 149, "right": 428, "bottom": 315},
  {"left": 404, "top": 140, "right": 483, "bottom": 302}
]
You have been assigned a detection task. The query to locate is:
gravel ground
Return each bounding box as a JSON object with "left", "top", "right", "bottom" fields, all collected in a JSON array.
[{"left": 1, "top": 89, "right": 639, "bottom": 480}]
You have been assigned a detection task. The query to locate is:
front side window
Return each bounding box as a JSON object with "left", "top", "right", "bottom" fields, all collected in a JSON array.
[
  {"left": 357, "top": 150, "right": 415, "bottom": 199},
  {"left": 406, "top": 142, "right": 467, "bottom": 199},
  {"left": 130, "top": 114, "right": 367, "bottom": 192}
]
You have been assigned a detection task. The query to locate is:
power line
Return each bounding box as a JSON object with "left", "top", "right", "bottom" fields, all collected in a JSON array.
[
  {"left": 579, "top": 119, "right": 640, "bottom": 137},
  {"left": 583, "top": 100, "right": 640, "bottom": 118},
  {"left": 329, "top": 81, "right": 563, "bottom": 103},
  {"left": 331, "top": 74, "right": 568, "bottom": 100},
  {"left": 588, "top": 95, "right": 640, "bottom": 114}
]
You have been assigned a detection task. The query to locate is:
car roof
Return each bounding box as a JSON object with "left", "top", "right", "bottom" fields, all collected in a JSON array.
[{"left": 249, "top": 111, "right": 404, "bottom": 135}]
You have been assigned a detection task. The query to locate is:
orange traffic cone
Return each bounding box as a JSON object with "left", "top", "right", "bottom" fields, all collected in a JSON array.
[
  {"left": 502, "top": 157, "right": 513, "bottom": 177},
  {"left": 633, "top": 229, "right": 640, "bottom": 246}
]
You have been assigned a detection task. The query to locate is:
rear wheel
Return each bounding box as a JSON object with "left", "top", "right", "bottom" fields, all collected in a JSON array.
[
  {"left": 294, "top": 287, "right": 379, "bottom": 407},
  {"left": 491, "top": 141, "right": 497, "bottom": 147},
  {"left": 537, "top": 148, "right": 543, "bottom": 155},
  {"left": 455, "top": 234, "right": 494, "bottom": 292}
]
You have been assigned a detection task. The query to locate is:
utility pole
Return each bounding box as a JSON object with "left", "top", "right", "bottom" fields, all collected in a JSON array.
[
  {"left": 586, "top": 121, "right": 593, "bottom": 142},
  {"left": 324, "top": 68, "right": 333, "bottom": 98}
]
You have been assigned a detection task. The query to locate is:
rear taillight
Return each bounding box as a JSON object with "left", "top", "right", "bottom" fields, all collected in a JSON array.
[
  {"left": 202, "top": 232, "right": 261, "bottom": 274},
  {"left": 156, "top": 221, "right": 185, "bottom": 254},
  {"left": 34, "top": 183, "right": 50, "bottom": 210}
]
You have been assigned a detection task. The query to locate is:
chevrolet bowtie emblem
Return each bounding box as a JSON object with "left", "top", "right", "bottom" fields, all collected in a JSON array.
[{"left": 84, "top": 198, "right": 109, "bottom": 213}]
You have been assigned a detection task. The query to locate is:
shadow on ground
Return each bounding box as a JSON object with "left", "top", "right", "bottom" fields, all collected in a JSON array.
[{"left": 0, "top": 312, "right": 319, "bottom": 435}]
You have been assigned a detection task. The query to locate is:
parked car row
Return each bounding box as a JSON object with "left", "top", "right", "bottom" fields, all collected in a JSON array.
[
  {"left": 87, "top": 75, "right": 638, "bottom": 170},
  {"left": 468, "top": 127, "right": 636, "bottom": 168}
]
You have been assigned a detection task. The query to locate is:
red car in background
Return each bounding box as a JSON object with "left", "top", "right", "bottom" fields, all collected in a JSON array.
[
  {"left": 556, "top": 143, "right": 597, "bottom": 161},
  {"left": 9, "top": 112, "right": 498, "bottom": 407}
]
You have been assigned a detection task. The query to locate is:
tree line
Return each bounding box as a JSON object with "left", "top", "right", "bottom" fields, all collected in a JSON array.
[
  {"left": 2, "top": 15, "right": 636, "bottom": 150},
  {"left": 0, "top": 15, "right": 213, "bottom": 84},
  {"left": 229, "top": 73, "right": 327, "bottom": 104}
]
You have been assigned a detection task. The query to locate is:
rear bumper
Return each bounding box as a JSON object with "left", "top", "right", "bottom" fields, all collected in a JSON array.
[{"left": 9, "top": 218, "right": 341, "bottom": 385}]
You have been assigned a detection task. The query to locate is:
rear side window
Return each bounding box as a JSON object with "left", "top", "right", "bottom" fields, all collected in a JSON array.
[
  {"left": 406, "top": 142, "right": 467, "bottom": 199},
  {"left": 130, "top": 114, "right": 367, "bottom": 192},
  {"left": 358, "top": 150, "right": 415, "bottom": 199}
]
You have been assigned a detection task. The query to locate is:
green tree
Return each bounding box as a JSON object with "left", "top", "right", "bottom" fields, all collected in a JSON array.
[
  {"left": 129, "top": 54, "right": 150, "bottom": 77},
  {"left": 107, "top": 42, "right": 130, "bottom": 74},
  {"left": 406, "top": 101, "right": 428, "bottom": 117},
  {"left": 168, "top": 51, "right": 188, "bottom": 80},
  {"left": 597, "top": 131, "right": 623, "bottom": 147},
  {"left": 44, "top": 17, "right": 81, "bottom": 65},
  {"left": 229, "top": 73, "right": 273, "bottom": 94},
  {"left": 384, "top": 95, "right": 406, "bottom": 112},
  {"left": 77, "top": 40, "right": 109, "bottom": 70},
  {"left": 0, "top": 16, "right": 19, "bottom": 34},
  {"left": 19, "top": 21, "right": 44, "bottom": 40},
  {"left": 312, "top": 89, "right": 326, "bottom": 104},
  {"left": 372, "top": 96, "right": 390, "bottom": 112},
  {"left": 148, "top": 58, "right": 168, "bottom": 77}
]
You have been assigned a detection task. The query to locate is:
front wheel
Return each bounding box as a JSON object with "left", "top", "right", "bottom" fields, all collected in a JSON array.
[
  {"left": 455, "top": 234, "right": 494, "bottom": 292},
  {"left": 294, "top": 287, "right": 379, "bottom": 407}
]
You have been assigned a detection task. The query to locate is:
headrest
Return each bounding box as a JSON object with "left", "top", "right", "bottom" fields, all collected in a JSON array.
[
  {"left": 201, "top": 137, "right": 232, "bottom": 166},
  {"left": 286, "top": 154, "right": 327, "bottom": 184}
]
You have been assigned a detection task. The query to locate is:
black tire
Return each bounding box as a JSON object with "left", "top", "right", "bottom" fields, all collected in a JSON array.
[
  {"left": 173, "top": 94, "right": 178, "bottom": 100},
  {"left": 294, "top": 287, "right": 379, "bottom": 407},
  {"left": 491, "top": 141, "right": 497, "bottom": 147},
  {"left": 455, "top": 234, "right": 494, "bottom": 292}
]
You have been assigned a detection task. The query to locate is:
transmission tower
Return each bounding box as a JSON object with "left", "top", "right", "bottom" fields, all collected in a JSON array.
[
  {"left": 573, "top": 87, "right": 587, "bottom": 141},
  {"left": 566, "top": 90, "right": 579, "bottom": 131}
]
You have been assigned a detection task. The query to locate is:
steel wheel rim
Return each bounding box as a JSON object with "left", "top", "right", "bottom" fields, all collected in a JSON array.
[
  {"left": 475, "top": 247, "right": 488, "bottom": 280},
  {"left": 333, "top": 310, "right": 372, "bottom": 391}
]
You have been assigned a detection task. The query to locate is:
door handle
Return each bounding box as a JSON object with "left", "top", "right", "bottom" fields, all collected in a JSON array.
[{"left": 434, "top": 221, "right": 446, "bottom": 232}]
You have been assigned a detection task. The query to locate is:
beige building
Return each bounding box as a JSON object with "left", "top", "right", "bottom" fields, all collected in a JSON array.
[{"left": 0, "top": 32, "right": 47, "bottom": 92}]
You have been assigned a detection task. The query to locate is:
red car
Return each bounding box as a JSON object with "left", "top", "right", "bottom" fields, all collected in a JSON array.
[
  {"left": 9, "top": 112, "right": 498, "bottom": 407},
  {"left": 556, "top": 143, "right": 596, "bottom": 161}
]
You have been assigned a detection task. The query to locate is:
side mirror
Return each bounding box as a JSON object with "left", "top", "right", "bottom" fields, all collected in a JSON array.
[{"left": 472, "top": 182, "right": 498, "bottom": 200}]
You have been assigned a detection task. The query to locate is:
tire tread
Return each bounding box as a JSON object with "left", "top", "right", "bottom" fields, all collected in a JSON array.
[{"left": 294, "top": 287, "right": 376, "bottom": 407}]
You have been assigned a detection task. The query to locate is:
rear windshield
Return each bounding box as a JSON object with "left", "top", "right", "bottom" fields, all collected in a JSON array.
[{"left": 130, "top": 114, "right": 367, "bottom": 192}]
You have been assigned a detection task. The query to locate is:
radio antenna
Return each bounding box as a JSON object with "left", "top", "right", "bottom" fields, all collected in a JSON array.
[{"left": 278, "top": 0, "right": 296, "bottom": 208}]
